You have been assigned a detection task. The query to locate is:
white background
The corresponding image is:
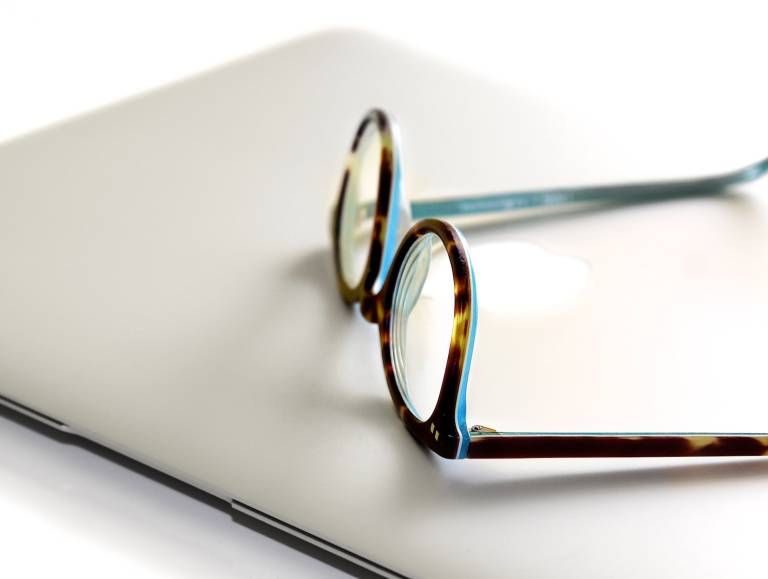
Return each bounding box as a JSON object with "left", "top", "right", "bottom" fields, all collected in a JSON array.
[{"left": 1, "top": 1, "right": 767, "bottom": 577}]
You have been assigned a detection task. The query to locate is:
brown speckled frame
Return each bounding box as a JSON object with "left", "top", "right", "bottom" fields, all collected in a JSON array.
[
  {"left": 332, "top": 109, "right": 399, "bottom": 321},
  {"left": 376, "top": 219, "right": 475, "bottom": 459},
  {"left": 332, "top": 108, "right": 768, "bottom": 460}
]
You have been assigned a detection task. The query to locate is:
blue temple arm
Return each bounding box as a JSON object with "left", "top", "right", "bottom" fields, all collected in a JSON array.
[{"left": 409, "top": 156, "right": 768, "bottom": 219}]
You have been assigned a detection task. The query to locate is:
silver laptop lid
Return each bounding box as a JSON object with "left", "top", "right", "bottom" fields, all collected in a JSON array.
[{"left": 1, "top": 31, "right": 767, "bottom": 577}]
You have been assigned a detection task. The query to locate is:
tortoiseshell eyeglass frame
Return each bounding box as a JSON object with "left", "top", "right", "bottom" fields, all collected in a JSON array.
[{"left": 332, "top": 108, "right": 768, "bottom": 460}]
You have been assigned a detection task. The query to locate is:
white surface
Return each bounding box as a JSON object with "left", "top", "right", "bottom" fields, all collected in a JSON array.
[
  {"left": 3, "top": 0, "right": 768, "bottom": 145},
  {"left": 2, "top": 3, "right": 768, "bottom": 578}
]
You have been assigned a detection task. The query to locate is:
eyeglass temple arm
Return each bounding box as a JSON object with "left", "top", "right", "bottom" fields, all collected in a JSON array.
[
  {"left": 408, "top": 156, "right": 768, "bottom": 219},
  {"left": 466, "top": 430, "right": 768, "bottom": 459}
]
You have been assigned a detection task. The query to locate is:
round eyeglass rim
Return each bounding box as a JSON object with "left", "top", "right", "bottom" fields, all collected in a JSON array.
[
  {"left": 331, "top": 110, "right": 477, "bottom": 459},
  {"left": 331, "top": 109, "right": 403, "bottom": 306},
  {"left": 377, "top": 219, "right": 477, "bottom": 460}
]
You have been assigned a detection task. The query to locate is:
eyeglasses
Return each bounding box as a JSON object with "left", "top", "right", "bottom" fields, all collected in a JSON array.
[{"left": 331, "top": 108, "right": 768, "bottom": 459}]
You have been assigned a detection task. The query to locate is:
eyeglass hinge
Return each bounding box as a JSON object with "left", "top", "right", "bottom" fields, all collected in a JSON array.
[{"left": 470, "top": 424, "right": 498, "bottom": 434}]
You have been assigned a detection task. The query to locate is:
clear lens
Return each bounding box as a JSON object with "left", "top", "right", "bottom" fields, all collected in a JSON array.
[
  {"left": 391, "top": 233, "right": 455, "bottom": 420},
  {"left": 338, "top": 122, "right": 383, "bottom": 288}
]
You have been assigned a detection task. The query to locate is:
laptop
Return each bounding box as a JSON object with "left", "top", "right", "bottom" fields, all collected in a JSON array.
[{"left": 1, "top": 30, "right": 767, "bottom": 578}]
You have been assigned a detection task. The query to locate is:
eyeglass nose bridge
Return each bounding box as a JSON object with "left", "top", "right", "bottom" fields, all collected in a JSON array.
[{"left": 359, "top": 293, "right": 381, "bottom": 324}]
